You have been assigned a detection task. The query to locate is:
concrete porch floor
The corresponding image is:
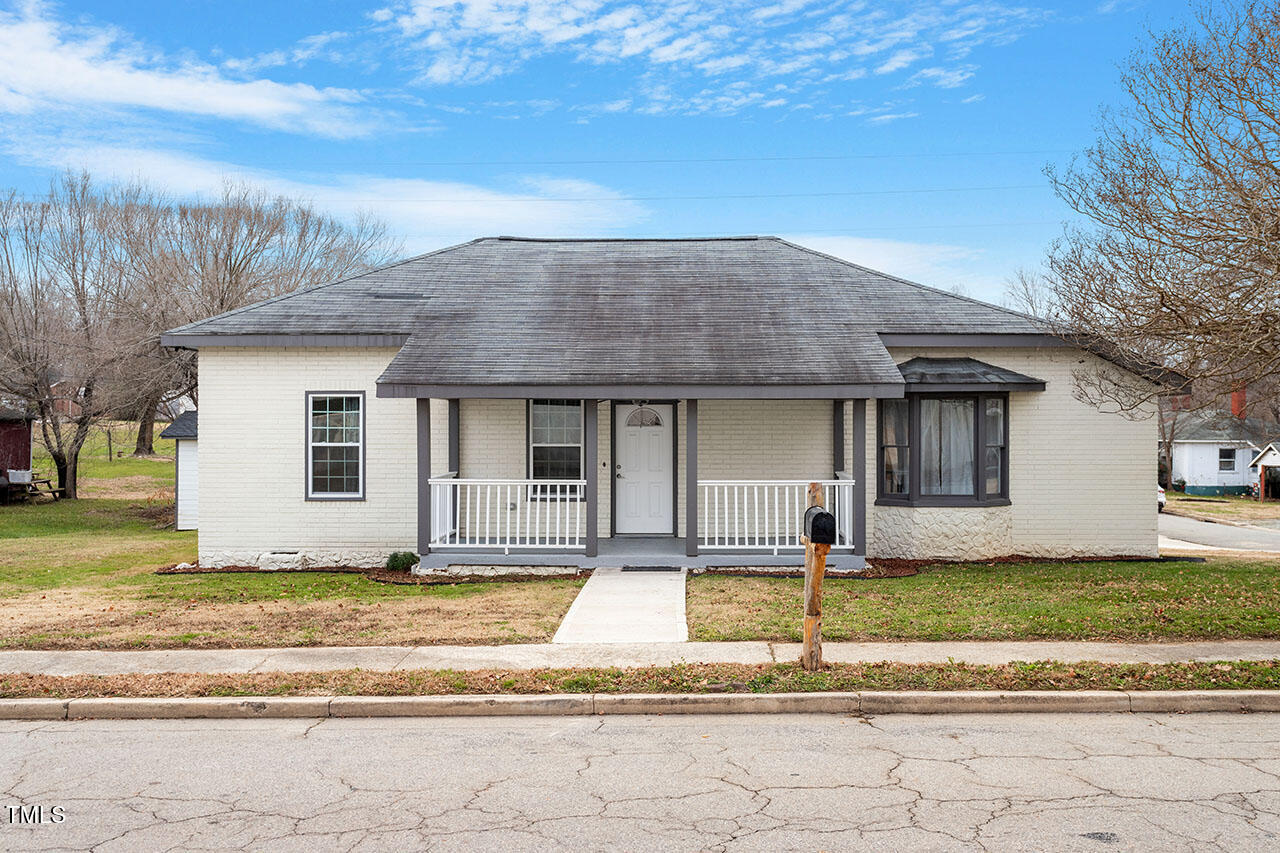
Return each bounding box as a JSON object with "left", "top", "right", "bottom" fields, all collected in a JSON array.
[{"left": 416, "top": 536, "right": 865, "bottom": 571}]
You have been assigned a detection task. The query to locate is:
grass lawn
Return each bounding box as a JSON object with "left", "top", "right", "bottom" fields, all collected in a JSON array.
[
  {"left": 1, "top": 436, "right": 584, "bottom": 649},
  {"left": 1165, "top": 490, "right": 1280, "bottom": 523},
  {"left": 5, "top": 660, "right": 1280, "bottom": 698},
  {"left": 687, "top": 558, "right": 1280, "bottom": 642}
]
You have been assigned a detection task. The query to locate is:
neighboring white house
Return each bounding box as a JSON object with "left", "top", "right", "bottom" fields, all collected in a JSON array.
[
  {"left": 1163, "top": 408, "right": 1278, "bottom": 496},
  {"left": 160, "top": 411, "right": 198, "bottom": 530},
  {"left": 160, "top": 237, "right": 1173, "bottom": 572}
]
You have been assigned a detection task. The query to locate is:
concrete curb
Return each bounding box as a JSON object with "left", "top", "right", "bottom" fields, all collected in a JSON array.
[{"left": 1, "top": 691, "right": 1278, "bottom": 720}]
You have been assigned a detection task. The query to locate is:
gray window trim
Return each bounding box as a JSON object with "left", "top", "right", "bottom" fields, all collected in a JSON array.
[
  {"left": 527, "top": 399, "right": 585, "bottom": 502},
  {"left": 875, "top": 392, "right": 1011, "bottom": 508},
  {"left": 305, "top": 391, "right": 367, "bottom": 502}
]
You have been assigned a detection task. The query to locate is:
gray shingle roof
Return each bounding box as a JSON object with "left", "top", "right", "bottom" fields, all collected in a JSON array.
[
  {"left": 159, "top": 411, "right": 197, "bottom": 440},
  {"left": 1168, "top": 409, "right": 1279, "bottom": 446},
  {"left": 896, "top": 357, "right": 1045, "bottom": 391},
  {"left": 162, "top": 237, "right": 1049, "bottom": 389}
]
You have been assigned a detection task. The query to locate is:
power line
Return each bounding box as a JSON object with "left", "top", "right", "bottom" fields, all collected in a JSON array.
[
  {"left": 260, "top": 149, "right": 1070, "bottom": 168},
  {"left": 337, "top": 183, "right": 1046, "bottom": 204}
]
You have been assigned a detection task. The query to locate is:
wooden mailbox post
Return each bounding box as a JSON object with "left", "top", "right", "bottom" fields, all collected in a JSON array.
[{"left": 801, "top": 481, "right": 835, "bottom": 671}]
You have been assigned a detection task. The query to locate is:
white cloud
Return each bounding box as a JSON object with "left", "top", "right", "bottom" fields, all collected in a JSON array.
[
  {"left": 865, "top": 111, "right": 918, "bottom": 124},
  {"left": 875, "top": 47, "right": 931, "bottom": 75},
  {"left": 221, "top": 31, "right": 351, "bottom": 74},
  {"left": 373, "top": 1, "right": 1048, "bottom": 115},
  {"left": 908, "top": 65, "right": 977, "bottom": 89},
  {"left": 0, "top": 5, "right": 374, "bottom": 138},
  {"left": 11, "top": 142, "right": 648, "bottom": 249}
]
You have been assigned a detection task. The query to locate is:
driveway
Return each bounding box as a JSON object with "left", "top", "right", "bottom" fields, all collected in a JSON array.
[
  {"left": 3, "top": 713, "right": 1279, "bottom": 850},
  {"left": 1160, "top": 513, "right": 1280, "bottom": 552}
]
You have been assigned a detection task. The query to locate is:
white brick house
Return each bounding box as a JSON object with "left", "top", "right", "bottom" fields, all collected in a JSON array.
[{"left": 163, "top": 237, "right": 1168, "bottom": 571}]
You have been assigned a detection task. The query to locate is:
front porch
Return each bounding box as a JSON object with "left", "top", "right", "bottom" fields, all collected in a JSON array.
[{"left": 412, "top": 397, "right": 868, "bottom": 571}]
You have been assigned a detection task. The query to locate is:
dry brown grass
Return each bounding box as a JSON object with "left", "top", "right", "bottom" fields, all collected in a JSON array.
[
  {"left": 79, "top": 476, "right": 173, "bottom": 501},
  {"left": 0, "top": 580, "right": 583, "bottom": 649},
  {"left": 1166, "top": 492, "right": 1280, "bottom": 522},
  {"left": 5, "top": 661, "right": 1280, "bottom": 699}
]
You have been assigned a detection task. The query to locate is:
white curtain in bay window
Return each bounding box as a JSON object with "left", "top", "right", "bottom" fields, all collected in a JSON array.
[{"left": 921, "top": 398, "right": 975, "bottom": 495}]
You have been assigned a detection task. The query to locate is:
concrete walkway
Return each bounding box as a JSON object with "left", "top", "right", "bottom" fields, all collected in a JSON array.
[
  {"left": 3, "top": 639, "right": 1279, "bottom": 676},
  {"left": 551, "top": 567, "right": 688, "bottom": 643}
]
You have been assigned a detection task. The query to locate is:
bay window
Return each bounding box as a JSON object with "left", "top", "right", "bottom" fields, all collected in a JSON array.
[{"left": 877, "top": 393, "right": 1009, "bottom": 506}]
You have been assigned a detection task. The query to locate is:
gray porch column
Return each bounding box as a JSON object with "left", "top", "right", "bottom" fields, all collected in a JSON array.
[
  {"left": 583, "top": 400, "right": 598, "bottom": 557},
  {"left": 417, "top": 398, "right": 431, "bottom": 555},
  {"left": 852, "top": 398, "right": 867, "bottom": 557},
  {"left": 832, "top": 399, "right": 846, "bottom": 473},
  {"left": 447, "top": 399, "right": 460, "bottom": 473},
  {"left": 685, "top": 399, "right": 698, "bottom": 557}
]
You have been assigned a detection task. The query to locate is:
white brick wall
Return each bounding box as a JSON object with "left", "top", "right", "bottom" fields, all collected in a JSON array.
[
  {"left": 864, "top": 347, "right": 1159, "bottom": 558},
  {"left": 198, "top": 347, "right": 437, "bottom": 567},
  {"left": 197, "top": 345, "right": 1157, "bottom": 564}
]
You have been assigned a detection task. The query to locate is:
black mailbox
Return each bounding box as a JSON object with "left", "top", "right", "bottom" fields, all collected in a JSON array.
[{"left": 803, "top": 506, "right": 837, "bottom": 545}]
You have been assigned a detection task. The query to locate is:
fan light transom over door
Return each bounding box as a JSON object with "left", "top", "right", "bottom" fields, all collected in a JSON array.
[{"left": 615, "top": 404, "right": 674, "bottom": 534}]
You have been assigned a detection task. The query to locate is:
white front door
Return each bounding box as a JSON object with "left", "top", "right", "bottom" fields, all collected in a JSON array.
[{"left": 615, "top": 403, "right": 674, "bottom": 534}]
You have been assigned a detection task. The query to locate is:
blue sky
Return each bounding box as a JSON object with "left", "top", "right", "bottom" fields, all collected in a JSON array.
[{"left": 0, "top": 0, "right": 1191, "bottom": 302}]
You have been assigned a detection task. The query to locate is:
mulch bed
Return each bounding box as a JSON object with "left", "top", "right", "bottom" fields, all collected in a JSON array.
[{"left": 155, "top": 564, "right": 588, "bottom": 585}]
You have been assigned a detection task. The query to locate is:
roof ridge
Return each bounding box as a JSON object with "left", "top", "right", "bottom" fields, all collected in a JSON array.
[
  {"left": 162, "top": 238, "right": 486, "bottom": 336},
  {"left": 489, "top": 235, "right": 763, "bottom": 243},
  {"left": 766, "top": 236, "right": 1049, "bottom": 327}
]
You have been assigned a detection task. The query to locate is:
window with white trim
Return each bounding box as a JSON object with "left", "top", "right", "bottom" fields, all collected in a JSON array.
[
  {"left": 307, "top": 393, "right": 364, "bottom": 499},
  {"left": 1219, "top": 447, "right": 1237, "bottom": 472},
  {"left": 528, "top": 400, "right": 584, "bottom": 499}
]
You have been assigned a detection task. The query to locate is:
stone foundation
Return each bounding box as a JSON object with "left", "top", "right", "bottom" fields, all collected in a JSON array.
[{"left": 871, "top": 505, "right": 1014, "bottom": 560}]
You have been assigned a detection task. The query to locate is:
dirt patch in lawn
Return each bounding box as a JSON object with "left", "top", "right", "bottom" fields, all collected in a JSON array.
[
  {"left": 78, "top": 476, "right": 173, "bottom": 502},
  {"left": 0, "top": 582, "right": 583, "bottom": 650}
]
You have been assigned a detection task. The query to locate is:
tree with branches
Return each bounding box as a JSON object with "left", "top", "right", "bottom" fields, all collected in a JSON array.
[
  {"left": 1017, "top": 1, "right": 1280, "bottom": 411},
  {"left": 118, "top": 182, "right": 399, "bottom": 455}
]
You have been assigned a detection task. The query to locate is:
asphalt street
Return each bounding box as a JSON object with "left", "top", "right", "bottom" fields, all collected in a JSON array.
[
  {"left": 1160, "top": 513, "right": 1280, "bottom": 551},
  {"left": 2, "top": 712, "right": 1279, "bottom": 851}
]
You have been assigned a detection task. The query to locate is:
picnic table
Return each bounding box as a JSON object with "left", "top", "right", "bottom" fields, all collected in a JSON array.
[{"left": 1, "top": 476, "right": 64, "bottom": 503}]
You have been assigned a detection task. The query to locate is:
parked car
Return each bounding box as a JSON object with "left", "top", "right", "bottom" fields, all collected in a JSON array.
[{"left": 1158, "top": 486, "right": 1167, "bottom": 512}]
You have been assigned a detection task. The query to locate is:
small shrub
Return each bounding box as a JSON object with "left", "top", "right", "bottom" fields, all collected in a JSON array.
[{"left": 386, "top": 551, "right": 418, "bottom": 572}]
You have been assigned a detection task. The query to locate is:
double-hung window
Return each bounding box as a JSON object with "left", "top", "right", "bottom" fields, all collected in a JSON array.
[
  {"left": 1219, "top": 448, "right": 1237, "bottom": 472},
  {"left": 877, "top": 394, "right": 1008, "bottom": 506},
  {"left": 307, "top": 392, "right": 364, "bottom": 500},
  {"left": 528, "top": 399, "right": 583, "bottom": 500}
]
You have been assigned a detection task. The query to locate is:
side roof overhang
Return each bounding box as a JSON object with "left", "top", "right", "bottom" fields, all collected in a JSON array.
[
  {"left": 159, "top": 411, "right": 198, "bottom": 440},
  {"left": 895, "top": 357, "right": 1046, "bottom": 393}
]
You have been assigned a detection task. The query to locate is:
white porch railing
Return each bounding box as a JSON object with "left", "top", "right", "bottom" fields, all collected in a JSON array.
[
  {"left": 698, "top": 478, "right": 857, "bottom": 552},
  {"left": 428, "top": 477, "right": 587, "bottom": 551}
]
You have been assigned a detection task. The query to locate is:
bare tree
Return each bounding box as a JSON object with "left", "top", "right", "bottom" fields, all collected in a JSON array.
[
  {"left": 1030, "top": 0, "right": 1280, "bottom": 410},
  {"left": 118, "top": 183, "right": 399, "bottom": 454},
  {"left": 0, "top": 174, "right": 144, "bottom": 497}
]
